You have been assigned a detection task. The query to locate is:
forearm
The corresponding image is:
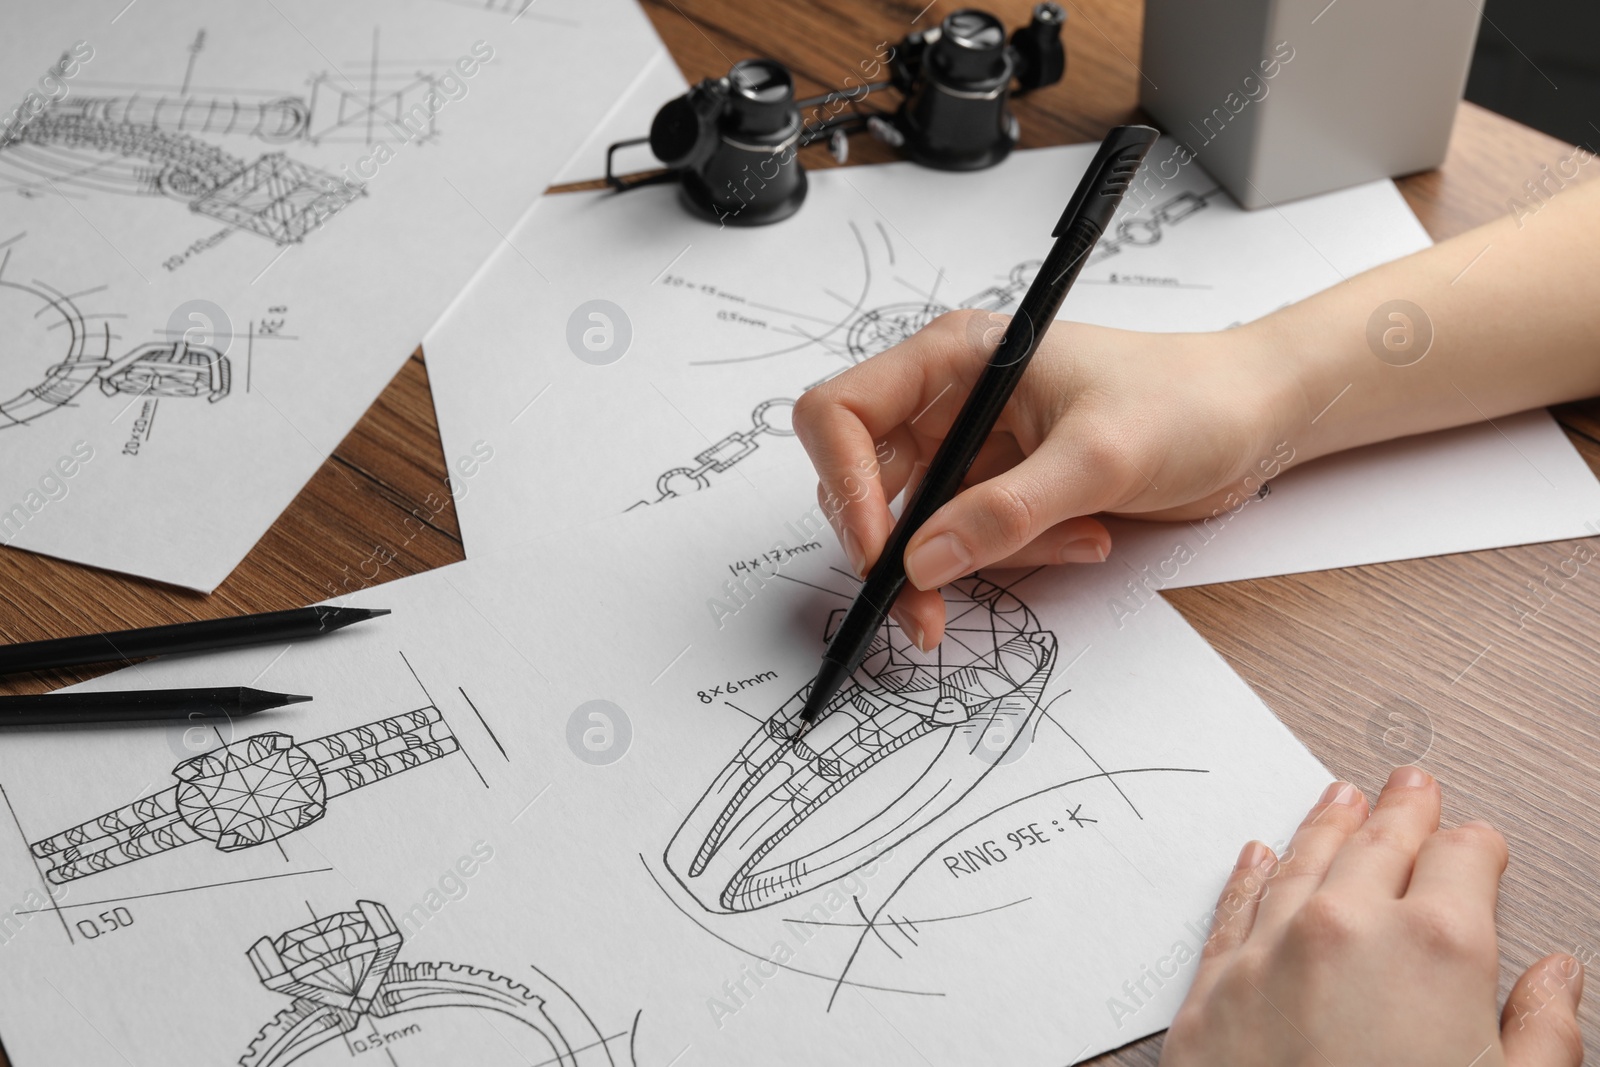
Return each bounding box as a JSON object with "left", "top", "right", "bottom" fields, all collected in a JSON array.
[{"left": 1251, "top": 171, "right": 1600, "bottom": 463}]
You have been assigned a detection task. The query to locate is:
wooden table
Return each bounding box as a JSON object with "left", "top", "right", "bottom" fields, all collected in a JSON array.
[{"left": 3, "top": 1, "right": 1598, "bottom": 1063}]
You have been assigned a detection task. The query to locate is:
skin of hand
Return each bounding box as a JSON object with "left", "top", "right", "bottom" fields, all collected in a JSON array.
[
  {"left": 793, "top": 175, "right": 1600, "bottom": 649},
  {"left": 1160, "top": 765, "right": 1584, "bottom": 1067}
]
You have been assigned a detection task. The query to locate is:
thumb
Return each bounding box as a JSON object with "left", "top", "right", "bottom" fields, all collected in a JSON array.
[{"left": 1502, "top": 953, "right": 1585, "bottom": 1067}]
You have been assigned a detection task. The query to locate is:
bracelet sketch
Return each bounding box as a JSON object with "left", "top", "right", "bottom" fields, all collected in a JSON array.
[
  {"left": 629, "top": 398, "right": 796, "bottom": 509},
  {"left": 634, "top": 183, "right": 1222, "bottom": 508}
]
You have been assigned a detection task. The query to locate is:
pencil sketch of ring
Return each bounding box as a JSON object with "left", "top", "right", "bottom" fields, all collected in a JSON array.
[
  {"left": 30, "top": 707, "right": 458, "bottom": 884},
  {"left": 665, "top": 576, "right": 1057, "bottom": 912},
  {"left": 0, "top": 278, "right": 231, "bottom": 430},
  {"left": 240, "top": 900, "right": 615, "bottom": 1067}
]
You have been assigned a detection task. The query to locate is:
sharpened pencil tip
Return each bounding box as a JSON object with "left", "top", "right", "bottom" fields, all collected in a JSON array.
[
  {"left": 283, "top": 694, "right": 314, "bottom": 705},
  {"left": 318, "top": 606, "right": 392, "bottom": 632}
]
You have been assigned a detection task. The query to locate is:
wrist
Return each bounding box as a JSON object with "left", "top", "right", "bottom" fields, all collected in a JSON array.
[
  {"left": 1202, "top": 318, "right": 1311, "bottom": 474},
  {"left": 1233, "top": 308, "right": 1368, "bottom": 469}
]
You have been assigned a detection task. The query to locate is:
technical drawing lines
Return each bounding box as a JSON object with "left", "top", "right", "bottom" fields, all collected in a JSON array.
[
  {"left": 306, "top": 70, "right": 440, "bottom": 146},
  {"left": 629, "top": 398, "right": 796, "bottom": 510},
  {"left": 827, "top": 761, "right": 1211, "bottom": 1010},
  {"left": 835, "top": 259, "right": 1042, "bottom": 364},
  {"left": 665, "top": 576, "right": 1058, "bottom": 913},
  {"left": 240, "top": 899, "right": 620, "bottom": 1067},
  {"left": 843, "top": 302, "right": 945, "bottom": 364},
  {"left": 30, "top": 707, "right": 458, "bottom": 884},
  {"left": 1, "top": 275, "right": 109, "bottom": 428}
]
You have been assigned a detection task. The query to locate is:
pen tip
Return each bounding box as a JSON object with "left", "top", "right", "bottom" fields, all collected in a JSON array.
[{"left": 795, "top": 689, "right": 829, "bottom": 728}]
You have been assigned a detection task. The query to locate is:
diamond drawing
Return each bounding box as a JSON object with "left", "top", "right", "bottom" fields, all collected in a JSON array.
[
  {"left": 667, "top": 575, "right": 1058, "bottom": 912},
  {"left": 31, "top": 707, "right": 459, "bottom": 884}
]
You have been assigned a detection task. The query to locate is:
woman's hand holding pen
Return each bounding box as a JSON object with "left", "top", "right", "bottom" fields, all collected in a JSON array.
[
  {"left": 793, "top": 309, "right": 1294, "bottom": 649},
  {"left": 794, "top": 179, "right": 1600, "bottom": 650}
]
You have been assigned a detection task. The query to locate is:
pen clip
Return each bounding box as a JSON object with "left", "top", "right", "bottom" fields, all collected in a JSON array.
[{"left": 1052, "top": 124, "right": 1160, "bottom": 238}]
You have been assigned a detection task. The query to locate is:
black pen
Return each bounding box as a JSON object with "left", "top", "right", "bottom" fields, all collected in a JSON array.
[
  {"left": 0, "top": 605, "right": 390, "bottom": 675},
  {"left": 798, "top": 124, "right": 1160, "bottom": 727},
  {"left": 0, "top": 687, "right": 311, "bottom": 727}
]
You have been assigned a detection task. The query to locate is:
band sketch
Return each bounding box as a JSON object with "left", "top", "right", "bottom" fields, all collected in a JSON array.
[
  {"left": 31, "top": 707, "right": 458, "bottom": 883},
  {"left": 241, "top": 900, "right": 619, "bottom": 1067},
  {"left": 665, "top": 576, "right": 1058, "bottom": 912},
  {"left": 0, "top": 23, "right": 481, "bottom": 244},
  {"left": 0, "top": 275, "right": 230, "bottom": 430},
  {"left": 1, "top": 92, "right": 362, "bottom": 245}
]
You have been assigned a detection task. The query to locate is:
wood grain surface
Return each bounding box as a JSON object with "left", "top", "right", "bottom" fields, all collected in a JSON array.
[{"left": 2, "top": 2, "right": 1598, "bottom": 1064}]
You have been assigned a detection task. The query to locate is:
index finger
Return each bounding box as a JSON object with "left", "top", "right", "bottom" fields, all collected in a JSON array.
[{"left": 794, "top": 310, "right": 1003, "bottom": 558}]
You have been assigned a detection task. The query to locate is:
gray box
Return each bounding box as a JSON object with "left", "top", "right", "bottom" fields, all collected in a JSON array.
[{"left": 1140, "top": 0, "right": 1482, "bottom": 208}]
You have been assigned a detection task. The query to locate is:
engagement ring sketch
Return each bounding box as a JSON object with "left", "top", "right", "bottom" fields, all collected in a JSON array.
[
  {"left": 0, "top": 278, "right": 230, "bottom": 429},
  {"left": 31, "top": 707, "right": 458, "bottom": 884},
  {"left": 241, "top": 900, "right": 616, "bottom": 1067},
  {"left": 666, "top": 577, "right": 1057, "bottom": 912}
]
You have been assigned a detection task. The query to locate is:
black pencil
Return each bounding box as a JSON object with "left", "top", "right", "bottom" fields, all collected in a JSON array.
[
  {"left": 0, "top": 606, "right": 390, "bottom": 675},
  {"left": 0, "top": 687, "right": 312, "bottom": 726}
]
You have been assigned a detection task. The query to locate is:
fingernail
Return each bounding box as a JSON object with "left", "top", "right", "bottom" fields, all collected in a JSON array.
[
  {"left": 1555, "top": 955, "right": 1586, "bottom": 1003},
  {"left": 1387, "top": 765, "right": 1433, "bottom": 790},
  {"left": 904, "top": 532, "right": 972, "bottom": 590},
  {"left": 1235, "top": 840, "right": 1270, "bottom": 871},
  {"left": 1058, "top": 538, "right": 1108, "bottom": 564},
  {"left": 1319, "top": 781, "right": 1361, "bottom": 807},
  {"left": 892, "top": 609, "right": 926, "bottom": 651},
  {"left": 841, "top": 527, "right": 867, "bottom": 578}
]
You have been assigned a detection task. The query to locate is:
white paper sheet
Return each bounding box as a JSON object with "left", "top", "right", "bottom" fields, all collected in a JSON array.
[
  {"left": 423, "top": 137, "right": 1600, "bottom": 582},
  {"left": 549, "top": 48, "right": 688, "bottom": 186},
  {"left": 0, "top": 479, "right": 1329, "bottom": 1066},
  {"left": 0, "top": 0, "right": 666, "bottom": 591}
]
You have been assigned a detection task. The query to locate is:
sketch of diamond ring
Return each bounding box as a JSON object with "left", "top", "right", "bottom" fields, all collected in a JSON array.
[
  {"left": 30, "top": 707, "right": 459, "bottom": 884},
  {"left": 0, "top": 278, "right": 231, "bottom": 430},
  {"left": 240, "top": 900, "right": 614, "bottom": 1067},
  {"left": 665, "top": 576, "right": 1058, "bottom": 912}
]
